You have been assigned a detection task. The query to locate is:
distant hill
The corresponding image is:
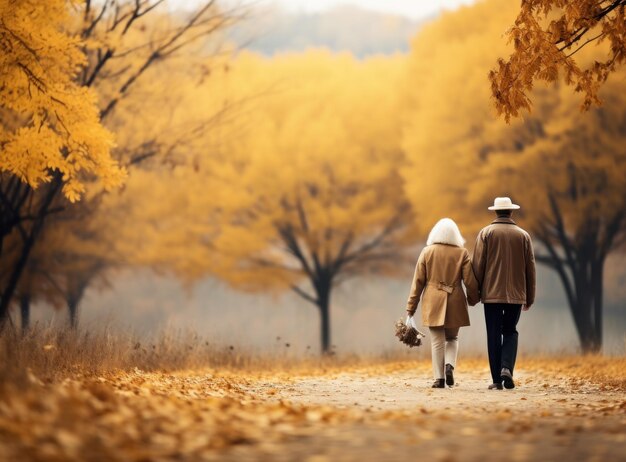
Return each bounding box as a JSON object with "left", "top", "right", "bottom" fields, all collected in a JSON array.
[{"left": 230, "top": 5, "right": 426, "bottom": 57}]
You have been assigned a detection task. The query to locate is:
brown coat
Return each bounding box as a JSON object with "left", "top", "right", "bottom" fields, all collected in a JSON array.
[
  {"left": 406, "top": 244, "right": 480, "bottom": 328},
  {"left": 471, "top": 217, "right": 536, "bottom": 305}
]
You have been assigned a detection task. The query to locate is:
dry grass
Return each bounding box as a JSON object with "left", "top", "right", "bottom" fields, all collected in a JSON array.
[
  {"left": 1, "top": 325, "right": 624, "bottom": 390},
  {"left": 0, "top": 325, "right": 411, "bottom": 386}
]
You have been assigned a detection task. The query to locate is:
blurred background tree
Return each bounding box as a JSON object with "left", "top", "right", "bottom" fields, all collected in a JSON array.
[{"left": 202, "top": 52, "right": 415, "bottom": 353}]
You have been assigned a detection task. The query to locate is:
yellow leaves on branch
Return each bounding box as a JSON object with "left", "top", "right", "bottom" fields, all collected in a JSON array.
[
  {"left": 490, "top": 0, "right": 626, "bottom": 122},
  {"left": 0, "top": 0, "right": 125, "bottom": 202}
]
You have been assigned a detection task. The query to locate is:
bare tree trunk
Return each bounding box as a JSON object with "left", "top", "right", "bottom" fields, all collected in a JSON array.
[
  {"left": 20, "top": 294, "right": 30, "bottom": 333},
  {"left": 65, "top": 274, "right": 94, "bottom": 330},
  {"left": 537, "top": 254, "right": 604, "bottom": 353},
  {"left": 592, "top": 258, "right": 603, "bottom": 349},
  {"left": 571, "top": 299, "right": 598, "bottom": 353},
  {"left": 554, "top": 256, "right": 604, "bottom": 353},
  {"left": 314, "top": 276, "right": 333, "bottom": 354},
  {"left": 319, "top": 294, "right": 331, "bottom": 354},
  {"left": 68, "top": 298, "right": 79, "bottom": 330},
  {"left": 536, "top": 196, "right": 613, "bottom": 353},
  {"left": 0, "top": 178, "right": 61, "bottom": 327}
]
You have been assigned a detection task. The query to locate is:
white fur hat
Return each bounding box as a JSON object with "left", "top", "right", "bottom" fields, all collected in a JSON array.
[{"left": 488, "top": 197, "right": 520, "bottom": 211}]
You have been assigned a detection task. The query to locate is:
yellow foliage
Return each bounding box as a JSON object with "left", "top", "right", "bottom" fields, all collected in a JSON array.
[
  {"left": 204, "top": 51, "right": 415, "bottom": 293},
  {"left": 0, "top": 0, "right": 125, "bottom": 201},
  {"left": 2, "top": 0, "right": 623, "bottom": 352},
  {"left": 490, "top": 0, "right": 626, "bottom": 120},
  {"left": 401, "top": 0, "right": 625, "bottom": 351},
  {"left": 402, "top": 0, "right": 626, "bottom": 239},
  {"left": 401, "top": 0, "right": 519, "bottom": 236}
]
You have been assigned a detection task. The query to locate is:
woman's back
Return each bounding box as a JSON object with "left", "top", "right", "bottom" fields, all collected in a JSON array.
[
  {"left": 421, "top": 244, "right": 468, "bottom": 286},
  {"left": 404, "top": 217, "right": 480, "bottom": 389},
  {"left": 406, "top": 241, "right": 479, "bottom": 327}
]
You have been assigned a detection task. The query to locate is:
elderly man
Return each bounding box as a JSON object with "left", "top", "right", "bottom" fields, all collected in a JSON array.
[{"left": 472, "top": 197, "right": 536, "bottom": 390}]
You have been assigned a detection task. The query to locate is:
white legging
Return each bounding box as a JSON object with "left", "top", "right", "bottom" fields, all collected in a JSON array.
[{"left": 429, "top": 327, "right": 460, "bottom": 379}]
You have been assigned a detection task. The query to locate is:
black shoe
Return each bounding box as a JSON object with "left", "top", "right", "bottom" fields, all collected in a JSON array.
[
  {"left": 445, "top": 364, "right": 454, "bottom": 386},
  {"left": 432, "top": 379, "right": 445, "bottom": 388},
  {"left": 488, "top": 383, "right": 503, "bottom": 390},
  {"left": 501, "top": 368, "right": 515, "bottom": 389}
]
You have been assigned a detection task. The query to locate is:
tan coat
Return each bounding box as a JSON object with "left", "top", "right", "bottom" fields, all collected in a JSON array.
[
  {"left": 472, "top": 217, "right": 536, "bottom": 306},
  {"left": 406, "top": 244, "right": 480, "bottom": 328}
]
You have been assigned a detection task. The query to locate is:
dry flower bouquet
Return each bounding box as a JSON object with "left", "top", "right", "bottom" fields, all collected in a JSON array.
[{"left": 394, "top": 316, "right": 426, "bottom": 348}]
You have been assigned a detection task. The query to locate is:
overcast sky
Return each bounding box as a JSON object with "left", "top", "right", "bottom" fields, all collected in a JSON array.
[
  {"left": 271, "top": 0, "right": 476, "bottom": 19},
  {"left": 173, "top": 1, "right": 476, "bottom": 20}
]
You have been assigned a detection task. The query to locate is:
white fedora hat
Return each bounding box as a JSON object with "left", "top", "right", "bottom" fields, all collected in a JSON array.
[{"left": 488, "top": 197, "right": 520, "bottom": 210}]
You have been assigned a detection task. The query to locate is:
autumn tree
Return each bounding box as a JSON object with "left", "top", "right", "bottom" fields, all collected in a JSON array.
[
  {"left": 0, "top": 0, "right": 126, "bottom": 325},
  {"left": 402, "top": 0, "right": 626, "bottom": 352},
  {"left": 468, "top": 78, "right": 626, "bottom": 352},
  {"left": 490, "top": 0, "right": 626, "bottom": 121},
  {"left": 206, "top": 52, "right": 415, "bottom": 353},
  {"left": 0, "top": 0, "right": 240, "bottom": 326},
  {"left": 45, "top": 33, "right": 242, "bottom": 326},
  {"left": 7, "top": 246, "right": 65, "bottom": 332},
  {"left": 33, "top": 201, "right": 118, "bottom": 328}
]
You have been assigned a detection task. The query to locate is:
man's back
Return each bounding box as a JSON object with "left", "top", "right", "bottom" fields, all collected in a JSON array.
[{"left": 472, "top": 217, "right": 536, "bottom": 305}]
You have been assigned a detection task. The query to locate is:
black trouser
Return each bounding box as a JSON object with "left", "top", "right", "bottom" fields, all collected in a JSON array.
[{"left": 484, "top": 303, "right": 522, "bottom": 384}]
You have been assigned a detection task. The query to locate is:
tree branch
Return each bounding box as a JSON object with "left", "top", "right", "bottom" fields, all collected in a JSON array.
[
  {"left": 290, "top": 285, "right": 318, "bottom": 306},
  {"left": 336, "top": 212, "right": 405, "bottom": 270},
  {"left": 535, "top": 231, "right": 577, "bottom": 310},
  {"left": 547, "top": 191, "right": 579, "bottom": 274},
  {"left": 276, "top": 224, "right": 315, "bottom": 281}
]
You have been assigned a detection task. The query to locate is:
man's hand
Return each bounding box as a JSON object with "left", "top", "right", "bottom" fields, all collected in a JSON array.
[{"left": 522, "top": 304, "right": 532, "bottom": 311}]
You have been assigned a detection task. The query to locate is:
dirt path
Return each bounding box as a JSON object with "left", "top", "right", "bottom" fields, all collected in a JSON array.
[
  {"left": 253, "top": 366, "right": 616, "bottom": 412},
  {"left": 1, "top": 360, "right": 624, "bottom": 461},
  {"left": 225, "top": 363, "right": 626, "bottom": 462}
]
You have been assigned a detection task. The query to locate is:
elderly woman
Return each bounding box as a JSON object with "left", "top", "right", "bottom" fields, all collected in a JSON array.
[{"left": 406, "top": 218, "right": 480, "bottom": 388}]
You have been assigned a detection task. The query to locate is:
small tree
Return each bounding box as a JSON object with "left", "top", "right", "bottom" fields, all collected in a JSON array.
[{"left": 210, "top": 52, "right": 416, "bottom": 352}]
